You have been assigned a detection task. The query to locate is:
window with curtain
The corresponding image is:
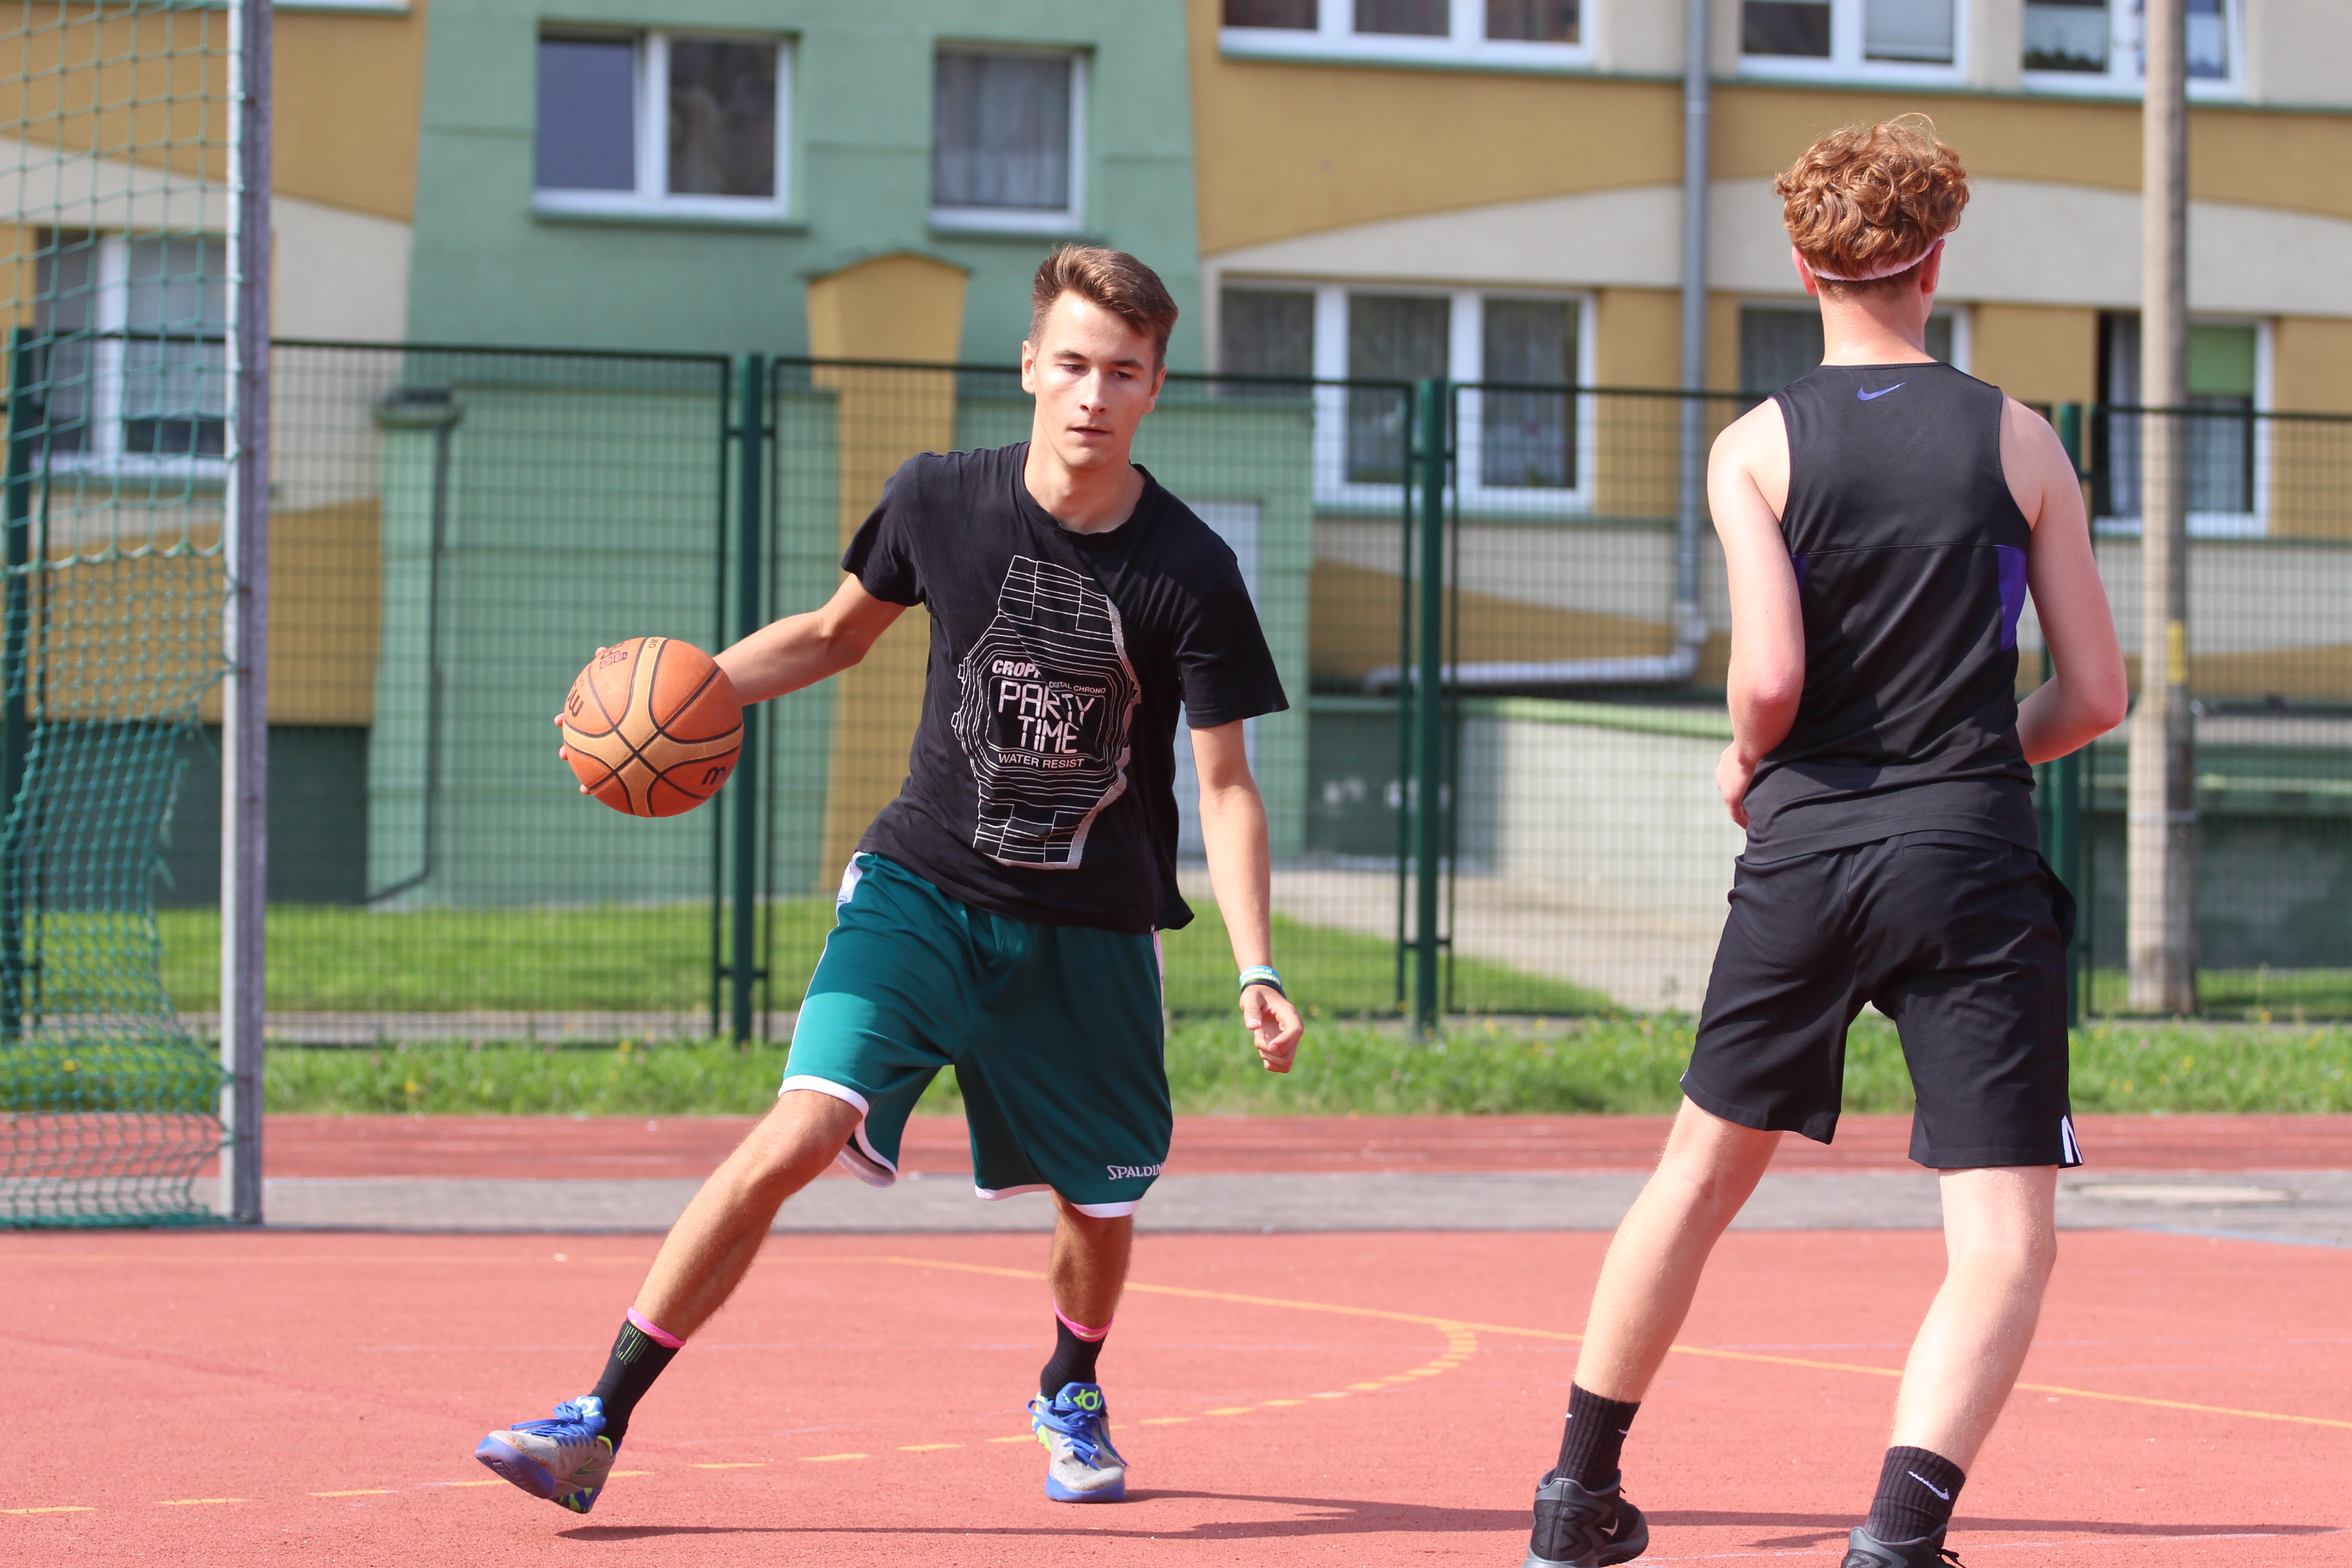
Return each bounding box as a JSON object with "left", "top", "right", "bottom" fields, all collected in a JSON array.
[
  {"left": 1480, "top": 299, "right": 1577, "bottom": 489},
  {"left": 535, "top": 31, "right": 788, "bottom": 211},
  {"left": 1220, "top": 288, "right": 1316, "bottom": 395},
  {"left": 31, "top": 229, "right": 225, "bottom": 463},
  {"left": 1346, "top": 294, "right": 1449, "bottom": 484},
  {"left": 1354, "top": 0, "right": 1448, "bottom": 35},
  {"left": 2024, "top": 0, "right": 2233, "bottom": 84},
  {"left": 1744, "top": 0, "right": 1957, "bottom": 68},
  {"left": 933, "top": 49, "right": 1079, "bottom": 220}
]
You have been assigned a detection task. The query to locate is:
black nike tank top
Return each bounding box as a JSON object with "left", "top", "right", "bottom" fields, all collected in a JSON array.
[{"left": 1740, "top": 360, "right": 2038, "bottom": 861}]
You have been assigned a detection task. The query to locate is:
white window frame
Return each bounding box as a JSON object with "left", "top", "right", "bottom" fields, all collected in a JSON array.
[
  {"left": 1284, "top": 283, "right": 1597, "bottom": 514},
  {"left": 928, "top": 45, "right": 1088, "bottom": 236},
  {"left": 1738, "top": 0, "right": 1968, "bottom": 86},
  {"left": 41, "top": 233, "right": 227, "bottom": 480},
  {"left": 2019, "top": 0, "right": 2243, "bottom": 100},
  {"left": 532, "top": 30, "right": 794, "bottom": 221},
  {"left": 1220, "top": 0, "right": 1593, "bottom": 72}
]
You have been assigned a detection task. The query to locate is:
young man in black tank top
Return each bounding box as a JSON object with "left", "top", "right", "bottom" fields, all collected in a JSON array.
[{"left": 1516, "top": 120, "right": 2127, "bottom": 1568}]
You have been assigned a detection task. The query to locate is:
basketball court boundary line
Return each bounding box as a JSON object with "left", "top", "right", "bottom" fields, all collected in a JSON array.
[{"left": 867, "top": 1254, "right": 2352, "bottom": 1433}]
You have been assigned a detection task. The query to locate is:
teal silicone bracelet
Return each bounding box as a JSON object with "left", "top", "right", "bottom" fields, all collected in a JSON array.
[{"left": 1238, "top": 965, "right": 1284, "bottom": 995}]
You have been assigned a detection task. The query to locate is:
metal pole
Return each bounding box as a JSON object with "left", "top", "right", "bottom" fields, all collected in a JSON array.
[
  {"left": 1411, "top": 378, "right": 1446, "bottom": 1038},
  {"left": 2127, "top": 0, "right": 2195, "bottom": 1015},
  {"left": 729, "top": 354, "right": 764, "bottom": 1045},
  {"left": 1673, "top": 0, "right": 1712, "bottom": 674},
  {"left": 219, "top": 0, "right": 273, "bottom": 1224},
  {"left": 0, "top": 330, "right": 36, "bottom": 1042}
]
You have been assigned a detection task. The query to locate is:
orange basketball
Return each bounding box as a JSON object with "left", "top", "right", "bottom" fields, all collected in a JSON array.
[{"left": 560, "top": 636, "right": 743, "bottom": 818}]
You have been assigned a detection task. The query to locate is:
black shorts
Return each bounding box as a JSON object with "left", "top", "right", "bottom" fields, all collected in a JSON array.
[{"left": 1684, "top": 831, "right": 2082, "bottom": 1170}]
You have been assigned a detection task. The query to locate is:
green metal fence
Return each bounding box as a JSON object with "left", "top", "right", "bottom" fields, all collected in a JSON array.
[{"left": 121, "top": 353, "right": 2352, "bottom": 1047}]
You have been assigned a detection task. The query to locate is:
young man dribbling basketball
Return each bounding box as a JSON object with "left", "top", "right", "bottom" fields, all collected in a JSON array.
[
  {"left": 474, "top": 247, "right": 1302, "bottom": 1513},
  {"left": 1516, "top": 120, "right": 2127, "bottom": 1568}
]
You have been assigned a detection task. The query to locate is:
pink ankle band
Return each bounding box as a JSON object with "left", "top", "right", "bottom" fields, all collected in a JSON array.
[
  {"left": 627, "top": 1308, "right": 685, "bottom": 1349},
  {"left": 1054, "top": 1306, "right": 1110, "bottom": 1342}
]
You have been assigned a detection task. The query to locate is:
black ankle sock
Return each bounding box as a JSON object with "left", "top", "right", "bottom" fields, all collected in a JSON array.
[
  {"left": 1866, "top": 1446, "right": 1966, "bottom": 1542},
  {"left": 1038, "top": 1314, "right": 1107, "bottom": 1397},
  {"left": 588, "top": 1315, "right": 681, "bottom": 1449},
  {"left": 1553, "top": 1384, "right": 1641, "bottom": 1489}
]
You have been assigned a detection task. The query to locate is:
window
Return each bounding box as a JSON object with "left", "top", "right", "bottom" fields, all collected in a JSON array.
[
  {"left": 1218, "top": 282, "right": 1593, "bottom": 509},
  {"left": 1738, "top": 304, "right": 1961, "bottom": 397},
  {"left": 931, "top": 48, "right": 1085, "bottom": 233},
  {"left": 534, "top": 31, "right": 789, "bottom": 218},
  {"left": 1741, "top": 0, "right": 1960, "bottom": 78},
  {"left": 1221, "top": 0, "right": 1586, "bottom": 67},
  {"left": 32, "top": 230, "right": 226, "bottom": 467},
  {"left": 1219, "top": 287, "right": 1316, "bottom": 393},
  {"left": 2093, "top": 313, "right": 2264, "bottom": 534},
  {"left": 2022, "top": 1, "right": 2235, "bottom": 93}
]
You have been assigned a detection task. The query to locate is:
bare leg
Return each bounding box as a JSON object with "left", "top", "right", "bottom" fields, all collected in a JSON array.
[
  {"left": 1048, "top": 1196, "right": 1133, "bottom": 1328},
  {"left": 1887, "top": 1165, "right": 2058, "bottom": 1468},
  {"left": 630, "top": 1089, "right": 863, "bottom": 1338},
  {"left": 1571, "top": 1097, "right": 1782, "bottom": 1400}
]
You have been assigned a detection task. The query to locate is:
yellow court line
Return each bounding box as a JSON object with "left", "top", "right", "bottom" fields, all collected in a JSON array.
[
  {"left": 985, "top": 1436, "right": 1033, "bottom": 1444},
  {"left": 609, "top": 1470, "right": 654, "bottom": 1478},
  {"left": 1203, "top": 1406, "right": 1254, "bottom": 1416},
  {"left": 800, "top": 1454, "right": 865, "bottom": 1463},
  {"left": 868, "top": 1253, "right": 2352, "bottom": 1434},
  {"left": 3, "top": 1506, "right": 94, "bottom": 1514}
]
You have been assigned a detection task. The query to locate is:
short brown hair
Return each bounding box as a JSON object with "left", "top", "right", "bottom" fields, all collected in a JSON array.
[
  {"left": 1029, "top": 246, "right": 1179, "bottom": 365},
  {"left": 1776, "top": 116, "right": 1969, "bottom": 293}
]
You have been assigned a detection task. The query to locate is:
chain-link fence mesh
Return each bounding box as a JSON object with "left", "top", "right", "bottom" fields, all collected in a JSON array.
[
  {"left": 73, "top": 362, "right": 2352, "bottom": 1093},
  {"left": 0, "top": 0, "right": 237, "bottom": 1225}
]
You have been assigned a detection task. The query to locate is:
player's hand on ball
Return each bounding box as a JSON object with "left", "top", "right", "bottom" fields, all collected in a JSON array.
[{"left": 1242, "top": 983, "right": 1302, "bottom": 1074}]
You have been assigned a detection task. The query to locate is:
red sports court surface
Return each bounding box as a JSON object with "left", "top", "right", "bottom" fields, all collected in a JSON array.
[
  {"left": 236, "top": 1111, "right": 2352, "bottom": 1179},
  {"left": 7, "top": 1226, "right": 2345, "bottom": 1566}
]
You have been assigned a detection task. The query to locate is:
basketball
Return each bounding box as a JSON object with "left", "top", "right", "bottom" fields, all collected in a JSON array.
[{"left": 560, "top": 636, "right": 743, "bottom": 818}]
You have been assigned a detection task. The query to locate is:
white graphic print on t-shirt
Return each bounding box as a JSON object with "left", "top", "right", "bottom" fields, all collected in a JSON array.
[{"left": 951, "top": 556, "right": 1141, "bottom": 868}]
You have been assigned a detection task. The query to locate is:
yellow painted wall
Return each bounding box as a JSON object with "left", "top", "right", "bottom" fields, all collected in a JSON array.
[
  {"left": 275, "top": 0, "right": 431, "bottom": 221},
  {"left": 0, "top": 4, "right": 423, "bottom": 220},
  {"left": 1970, "top": 304, "right": 2099, "bottom": 407},
  {"left": 805, "top": 253, "right": 968, "bottom": 875},
  {"left": 2273, "top": 318, "right": 2352, "bottom": 414}
]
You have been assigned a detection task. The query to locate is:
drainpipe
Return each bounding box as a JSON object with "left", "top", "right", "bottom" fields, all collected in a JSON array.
[
  {"left": 1671, "top": 0, "right": 1711, "bottom": 680},
  {"left": 1362, "top": 0, "right": 1710, "bottom": 696}
]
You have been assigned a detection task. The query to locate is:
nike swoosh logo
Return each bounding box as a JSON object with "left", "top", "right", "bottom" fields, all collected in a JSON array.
[
  {"left": 1857, "top": 383, "right": 1906, "bottom": 401},
  {"left": 1907, "top": 1470, "right": 1951, "bottom": 1501}
]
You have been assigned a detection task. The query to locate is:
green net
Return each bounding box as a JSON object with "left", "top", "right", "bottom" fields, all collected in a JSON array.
[{"left": 0, "top": 2, "right": 233, "bottom": 1225}]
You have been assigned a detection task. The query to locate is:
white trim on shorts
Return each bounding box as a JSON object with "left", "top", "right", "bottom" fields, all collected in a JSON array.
[
  {"left": 778, "top": 1073, "right": 896, "bottom": 1188},
  {"left": 974, "top": 1181, "right": 1141, "bottom": 1220}
]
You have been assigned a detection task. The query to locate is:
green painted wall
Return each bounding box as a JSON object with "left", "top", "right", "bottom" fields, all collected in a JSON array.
[{"left": 407, "top": 0, "right": 1205, "bottom": 370}]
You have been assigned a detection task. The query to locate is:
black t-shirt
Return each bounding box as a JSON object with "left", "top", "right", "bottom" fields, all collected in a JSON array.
[{"left": 841, "top": 442, "right": 1288, "bottom": 934}]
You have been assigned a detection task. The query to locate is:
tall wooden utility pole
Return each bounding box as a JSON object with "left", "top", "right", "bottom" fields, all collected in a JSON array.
[{"left": 2127, "top": 0, "right": 2195, "bottom": 1014}]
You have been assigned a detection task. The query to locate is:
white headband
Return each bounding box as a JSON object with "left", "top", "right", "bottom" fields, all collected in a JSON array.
[{"left": 1805, "top": 234, "right": 1945, "bottom": 284}]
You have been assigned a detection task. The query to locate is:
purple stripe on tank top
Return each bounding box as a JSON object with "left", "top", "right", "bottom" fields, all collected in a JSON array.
[
  {"left": 1791, "top": 553, "right": 1808, "bottom": 589},
  {"left": 1995, "top": 544, "right": 2028, "bottom": 651}
]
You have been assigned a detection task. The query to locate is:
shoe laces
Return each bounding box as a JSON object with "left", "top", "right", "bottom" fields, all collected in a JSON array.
[
  {"left": 518, "top": 1397, "right": 607, "bottom": 1445},
  {"left": 1031, "top": 1390, "right": 1121, "bottom": 1467}
]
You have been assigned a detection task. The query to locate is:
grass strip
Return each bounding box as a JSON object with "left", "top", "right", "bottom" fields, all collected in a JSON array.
[
  {"left": 156, "top": 901, "right": 1611, "bottom": 1019},
  {"left": 250, "top": 1017, "right": 2352, "bottom": 1118}
]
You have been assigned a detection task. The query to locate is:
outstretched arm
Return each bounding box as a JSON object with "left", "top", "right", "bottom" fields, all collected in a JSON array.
[
  {"left": 1709, "top": 401, "right": 1807, "bottom": 828},
  {"left": 2002, "top": 399, "right": 2128, "bottom": 764},
  {"left": 715, "top": 574, "right": 906, "bottom": 706},
  {"left": 1192, "top": 719, "right": 1303, "bottom": 1073}
]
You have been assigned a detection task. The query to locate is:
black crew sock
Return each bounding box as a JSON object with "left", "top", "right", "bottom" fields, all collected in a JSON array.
[
  {"left": 587, "top": 1314, "right": 681, "bottom": 1449},
  {"left": 1038, "top": 1314, "right": 1107, "bottom": 1397},
  {"left": 1553, "top": 1384, "right": 1641, "bottom": 1489},
  {"left": 1865, "top": 1446, "right": 1966, "bottom": 1543}
]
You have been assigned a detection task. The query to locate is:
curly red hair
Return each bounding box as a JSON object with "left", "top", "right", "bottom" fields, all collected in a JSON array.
[{"left": 1776, "top": 116, "right": 1969, "bottom": 292}]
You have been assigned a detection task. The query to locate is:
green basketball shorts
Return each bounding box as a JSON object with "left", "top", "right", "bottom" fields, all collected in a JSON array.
[{"left": 780, "top": 853, "right": 1171, "bottom": 1217}]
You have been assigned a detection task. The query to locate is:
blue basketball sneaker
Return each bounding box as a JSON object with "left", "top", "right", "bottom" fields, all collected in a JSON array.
[
  {"left": 475, "top": 1395, "right": 616, "bottom": 1515},
  {"left": 1029, "top": 1382, "right": 1127, "bottom": 1503}
]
